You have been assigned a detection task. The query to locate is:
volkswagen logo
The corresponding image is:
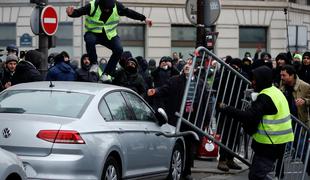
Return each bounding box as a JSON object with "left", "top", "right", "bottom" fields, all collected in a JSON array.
[{"left": 2, "top": 128, "right": 11, "bottom": 138}]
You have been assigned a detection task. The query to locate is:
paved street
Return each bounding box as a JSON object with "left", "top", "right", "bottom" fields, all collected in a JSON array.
[
  {"left": 192, "top": 159, "right": 249, "bottom": 180},
  {"left": 192, "top": 159, "right": 310, "bottom": 180}
]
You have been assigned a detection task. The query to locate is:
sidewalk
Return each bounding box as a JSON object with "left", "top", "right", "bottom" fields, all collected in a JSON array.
[{"left": 192, "top": 159, "right": 249, "bottom": 180}]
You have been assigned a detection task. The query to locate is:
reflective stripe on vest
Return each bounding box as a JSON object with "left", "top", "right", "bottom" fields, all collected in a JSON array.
[
  {"left": 85, "top": 1, "right": 120, "bottom": 40},
  {"left": 252, "top": 86, "right": 294, "bottom": 144}
]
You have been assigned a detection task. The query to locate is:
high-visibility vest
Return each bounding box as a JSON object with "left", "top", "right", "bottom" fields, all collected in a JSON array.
[
  {"left": 252, "top": 86, "right": 294, "bottom": 144},
  {"left": 85, "top": 0, "right": 120, "bottom": 40}
]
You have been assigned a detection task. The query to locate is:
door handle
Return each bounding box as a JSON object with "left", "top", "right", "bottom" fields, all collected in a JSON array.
[
  {"left": 144, "top": 128, "right": 150, "bottom": 134},
  {"left": 118, "top": 128, "right": 124, "bottom": 133}
]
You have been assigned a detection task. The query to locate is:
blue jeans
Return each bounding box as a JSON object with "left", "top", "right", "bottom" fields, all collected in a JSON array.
[{"left": 84, "top": 32, "right": 123, "bottom": 75}]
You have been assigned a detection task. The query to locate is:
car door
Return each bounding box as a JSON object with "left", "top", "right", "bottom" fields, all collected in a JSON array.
[
  {"left": 123, "top": 91, "right": 174, "bottom": 173},
  {"left": 100, "top": 91, "right": 151, "bottom": 177}
]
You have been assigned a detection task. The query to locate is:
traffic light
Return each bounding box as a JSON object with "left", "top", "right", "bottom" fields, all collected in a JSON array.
[{"left": 205, "top": 32, "right": 219, "bottom": 50}]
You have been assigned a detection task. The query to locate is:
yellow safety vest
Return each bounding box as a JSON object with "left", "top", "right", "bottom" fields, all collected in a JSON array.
[
  {"left": 253, "top": 86, "right": 294, "bottom": 144},
  {"left": 85, "top": 0, "right": 120, "bottom": 40}
]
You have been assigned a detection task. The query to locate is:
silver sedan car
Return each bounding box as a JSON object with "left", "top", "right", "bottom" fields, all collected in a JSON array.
[
  {"left": 0, "top": 147, "right": 27, "bottom": 180},
  {"left": 0, "top": 81, "right": 185, "bottom": 180}
]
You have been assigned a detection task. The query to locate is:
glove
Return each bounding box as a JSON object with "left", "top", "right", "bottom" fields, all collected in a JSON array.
[{"left": 216, "top": 102, "right": 228, "bottom": 111}]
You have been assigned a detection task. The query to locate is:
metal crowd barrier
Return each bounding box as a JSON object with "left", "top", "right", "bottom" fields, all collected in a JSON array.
[
  {"left": 174, "top": 46, "right": 310, "bottom": 179},
  {"left": 269, "top": 115, "right": 310, "bottom": 180}
]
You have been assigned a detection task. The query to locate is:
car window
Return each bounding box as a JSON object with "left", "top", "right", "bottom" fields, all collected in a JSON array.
[
  {"left": 98, "top": 99, "right": 113, "bottom": 121},
  {"left": 104, "top": 91, "right": 131, "bottom": 120},
  {"left": 124, "top": 92, "right": 157, "bottom": 122},
  {"left": 0, "top": 90, "right": 92, "bottom": 118}
]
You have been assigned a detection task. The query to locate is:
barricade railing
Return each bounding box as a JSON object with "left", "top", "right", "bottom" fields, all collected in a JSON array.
[
  {"left": 174, "top": 46, "right": 310, "bottom": 179},
  {"left": 269, "top": 115, "right": 310, "bottom": 180}
]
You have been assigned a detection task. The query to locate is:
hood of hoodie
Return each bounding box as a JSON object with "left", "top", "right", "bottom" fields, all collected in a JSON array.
[
  {"left": 15, "top": 60, "right": 38, "bottom": 73},
  {"left": 252, "top": 65, "right": 273, "bottom": 92},
  {"left": 25, "top": 50, "right": 43, "bottom": 69},
  {"left": 136, "top": 56, "right": 148, "bottom": 72},
  {"left": 99, "top": 0, "right": 115, "bottom": 10},
  {"left": 125, "top": 57, "right": 138, "bottom": 74},
  {"left": 55, "top": 62, "right": 74, "bottom": 73},
  {"left": 80, "top": 54, "right": 91, "bottom": 70}
]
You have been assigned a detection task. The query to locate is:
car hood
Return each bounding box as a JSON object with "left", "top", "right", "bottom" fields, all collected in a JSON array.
[{"left": 0, "top": 114, "right": 75, "bottom": 156}]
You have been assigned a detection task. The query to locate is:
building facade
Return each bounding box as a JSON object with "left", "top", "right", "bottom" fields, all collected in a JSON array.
[{"left": 0, "top": 0, "right": 310, "bottom": 62}]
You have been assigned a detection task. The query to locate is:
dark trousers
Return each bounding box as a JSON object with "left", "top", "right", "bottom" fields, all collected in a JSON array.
[
  {"left": 218, "top": 117, "right": 241, "bottom": 161},
  {"left": 84, "top": 32, "right": 123, "bottom": 75},
  {"left": 183, "top": 134, "right": 196, "bottom": 176},
  {"left": 178, "top": 118, "right": 199, "bottom": 177},
  {"left": 249, "top": 154, "right": 276, "bottom": 180}
]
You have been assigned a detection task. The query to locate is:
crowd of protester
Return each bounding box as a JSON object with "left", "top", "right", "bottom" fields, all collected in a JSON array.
[{"left": 0, "top": 44, "right": 309, "bottom": 179}]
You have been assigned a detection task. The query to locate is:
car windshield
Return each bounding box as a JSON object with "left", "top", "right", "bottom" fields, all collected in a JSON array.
[{"left": 0, "top": 90, "right": 93, "bottom": 118}]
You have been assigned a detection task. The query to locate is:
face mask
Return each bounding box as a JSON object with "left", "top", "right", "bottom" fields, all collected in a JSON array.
[
  {"left": 126, "top": 66, "right": 136, "bottom": 73},
  {"left": 162, "top": 65, "right": 168, "bottom": 70}
]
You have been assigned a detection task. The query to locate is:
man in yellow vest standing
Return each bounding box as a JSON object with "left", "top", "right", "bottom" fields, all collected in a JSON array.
[
  {"left": 66, "top": 0, "right": 152, "bottom": 81},
  {"left": 218, "top": 65, "right": 294, "bottom": 180}
]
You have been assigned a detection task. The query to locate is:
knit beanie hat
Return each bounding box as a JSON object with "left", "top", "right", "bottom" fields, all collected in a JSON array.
[{"left": 6, "top": 54, "right": 18, "bottom": 64}]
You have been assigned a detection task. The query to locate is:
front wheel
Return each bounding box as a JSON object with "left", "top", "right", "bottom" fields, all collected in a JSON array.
[
  {"left": 102, "top": 156, "right": 121, "bottom": 180},
  {"left": 167, "top": 143, "right": 184, "bottom": 180}
]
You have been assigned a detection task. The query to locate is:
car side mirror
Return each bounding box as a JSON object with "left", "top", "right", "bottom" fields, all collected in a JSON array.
[{"left": 155, "top": 108, "right": 168, "bottom": 126}]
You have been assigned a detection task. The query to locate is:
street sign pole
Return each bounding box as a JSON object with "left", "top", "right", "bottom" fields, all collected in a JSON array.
[
  {"left": 31, "top": 0, "right": 49, "bottom": 77},
  {"left": 31, "top": 1, "right": 58, "bottom": 78},
  {"left": 39, "top": 1, "right": 49, "bottom": 77},
  {"left": 186, "top": 0, "right": 221, "bottom": 49},
  {"left": 196, "top": 0, "right": 205, "bottom": 48},
  {"left": 39, "top": 34, "right": 48, "bottom": 76}
]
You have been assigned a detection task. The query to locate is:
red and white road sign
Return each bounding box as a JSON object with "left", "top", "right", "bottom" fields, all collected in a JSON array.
[{"left": 40, "top": 5, "right": 58, "bottom": 36}]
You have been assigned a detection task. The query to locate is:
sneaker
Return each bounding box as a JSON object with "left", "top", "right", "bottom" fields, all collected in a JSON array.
[
  {"left": 217, "top": 160, "right": 229, "bottom": 172},
  {"left": 227, "top": 159, "right": 242, "bottom": 170}
]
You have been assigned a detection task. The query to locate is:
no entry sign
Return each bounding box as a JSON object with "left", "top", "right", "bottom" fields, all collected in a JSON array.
[{"left": 40, "top": 5, "right": 58, "bottom": 36}]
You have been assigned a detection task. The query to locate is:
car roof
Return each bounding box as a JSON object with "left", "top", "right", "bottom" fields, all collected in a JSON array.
[{"left": 7, "top": 81, "right": 130, "bottom": 95}]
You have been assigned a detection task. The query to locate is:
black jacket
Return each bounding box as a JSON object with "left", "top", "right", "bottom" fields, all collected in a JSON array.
[
  {"left": 113, "top": 69, "right": 146, "bottom": 97},
  {"left": 155, "top": 74, "right": 209, "bottom": 128},
  {"left": 70, "top": 1, "right": 146, "bottom": 21},
  {"left": 298, "top": 64, "right": 310, "bottom": 84},
  {"left": 76, "top": 68, "right": 99, "bottom": 82},
  {"left": 1, "top": 70, "right": 13, "bottom": 87},
  {"left": 151, "top": 67, "right": 179, "bottom": 88},
  {"left": 11, "top": 61, "right": 43, "bottom": 85},
  {"left": 76, "top": 58, "right": 99, "bottom": 82}
]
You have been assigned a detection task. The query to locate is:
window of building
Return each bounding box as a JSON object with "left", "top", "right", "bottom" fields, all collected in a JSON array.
[
  {"left": 171, "top": 25, "right": 196, "bottom": 60},
  {"left": 288, "top": 25, "right": 308, "bottom": 52},
  {"left": 239, "top": 26, "right": 267, "bottom": 58},
  {"left": 0, "top": 23, "right": 16, "bottom": 50},
  {"left": 49, "top": 22, "right": 73, "bottom": 57},
  {"left": 118, "top": 24, "right": 145, "bottom": 57}
]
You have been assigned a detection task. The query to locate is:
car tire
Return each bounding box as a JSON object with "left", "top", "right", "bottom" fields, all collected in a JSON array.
[
  {"left": 167, "top": 143, "right": 184, "bottom": 180},
  {"left": 102, "top": 156, "right": 121, "bottom": 180}
]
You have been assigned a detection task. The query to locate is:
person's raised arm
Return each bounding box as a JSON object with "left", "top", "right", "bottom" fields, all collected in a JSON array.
[
  {"left": 66, "top": 4, "right": 91, "bottom": 18},
  {"left": 116, "top": 2, "right": 152, "bottom": 27}
]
